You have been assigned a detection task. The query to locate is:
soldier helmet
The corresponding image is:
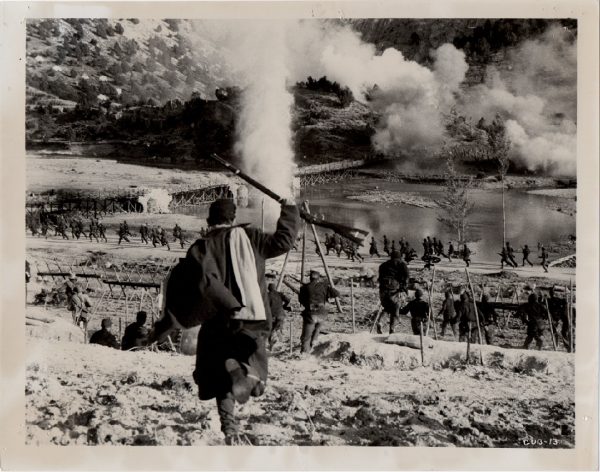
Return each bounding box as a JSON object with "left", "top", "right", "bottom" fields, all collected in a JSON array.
[
  {"left": 207, "top": 199, "right": 236, "bottom": 226},
  {"left": 136, "top": 311, "right": 147, "bottom": 324},
  {"left": 309, "top": 270, "right": 321, "bottom": 280},
  {"left": 101, "top": 318, "right": 112, "bottom": 329},
  {"left": 415, "top": 288, "right": 423, "bottom": 299}
]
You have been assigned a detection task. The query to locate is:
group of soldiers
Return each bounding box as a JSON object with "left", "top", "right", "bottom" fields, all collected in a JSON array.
[
  {"left": 28, "top": 211, "right": 195, "bottom": 251},
  {"left": 88, "top": 311, "right": 150, "bottom": 351},
  {"left": 323, "top": 234, "right": 363, "bottom": 262},
  {"left": 27, "top": 211, "right": 109, "bottom": 242},
  {"left": 374, "top": 249, "right": 574, "bottom": 352},
  {"left": 368, "top": 235, "right": 470, "bottom": 268},
  {"left": 500, "top": 241, "right": 550, "bottom": 272}
]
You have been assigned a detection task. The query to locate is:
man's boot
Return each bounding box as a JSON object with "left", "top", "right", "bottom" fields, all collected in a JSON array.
[{"left": 225, "top": 359, "right": 259, "bottom": 404}]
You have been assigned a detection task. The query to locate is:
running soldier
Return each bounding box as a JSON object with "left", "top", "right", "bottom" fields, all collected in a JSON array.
[
  {"left": 88, "top": 219, "right": 99, "bottom": 242},
  {"left": 506, "top": 242, "right": 518, "bottom": 267},
  {"left": 522, "top": 244, "right": 534, "bottom": 267},
  {"left": 448, "top": 241, "right": 455, "bottom": 260},
  {"left": 540, "top": 246, "right": 549, "bottom": 272},
  {"left": 299, "top": 271, "right": 339, "bottom": 353},
  {"left": 151, "top": 226, "right": 160, "bottom": 247},
  {"left": 140, "top": 223, "right": 149, "bottom": 244},
  {"left": 546, "top": 288, "right": 571, "bottom": 351},
  {"left": 267, "top": 283, "right": 291, "bottom": 350},
  {"left": 369, "top": 237, "right": 381, "bottom": 257},
  {"left": 159, "top": 227, "right": 171, "bottom": 251},
  {"left": 97, "top": 220, "right": 108, "bottom": 242},
  {"left": 462, "top": 244, "right": 472, "bottom": 267},
  {"left": 439, "top": 290, "right": 458, "bottom": 338},
  {"left": 517, "top": 293, "right": 547, "bottom": 350},
  {"left": 118, "top": 222, "right": 131, "bottom": 245},
  {"left": 477, "top": 294, "right": 498, "bottom": 345},
  {"left": 399, "top": 289, "right": 429, "bottom": 336},
  {"left": 376, "top": 250, "right": 409, "bottom": 334},
  {"left": 383, "top": 235, "right": 390, "bottom": 256}
]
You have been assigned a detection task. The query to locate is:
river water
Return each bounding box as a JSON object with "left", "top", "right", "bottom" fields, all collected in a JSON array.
[{"left": 176, "top": 178, "right": 575, "bottom": 263}]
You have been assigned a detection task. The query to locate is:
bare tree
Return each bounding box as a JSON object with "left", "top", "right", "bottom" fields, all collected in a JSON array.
[
  {"left": 486, "top": 114, "right": 511, "bottom": 248},
  {"left": 435, "top": 148, "right": 475, "bottom": 245}
]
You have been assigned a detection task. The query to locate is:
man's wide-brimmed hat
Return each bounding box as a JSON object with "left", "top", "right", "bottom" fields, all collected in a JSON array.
[{"left": 207, "top": 199, "right": 236, "bottom": 226}]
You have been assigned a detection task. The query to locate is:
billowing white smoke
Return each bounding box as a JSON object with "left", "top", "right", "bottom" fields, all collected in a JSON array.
[
  {"left": 461, "top": 25, "right": 577, "bottom": 176},
  {"left": 232, "top": 23, "right": 295, "bottom": 201},
  {"left": 286, "top": 22, "right": 469, "bottom": 155}
]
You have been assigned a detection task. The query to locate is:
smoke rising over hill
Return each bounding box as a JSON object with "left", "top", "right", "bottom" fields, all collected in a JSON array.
[{"left": 194, "top": 20, "right": 576, "bottom": 179}]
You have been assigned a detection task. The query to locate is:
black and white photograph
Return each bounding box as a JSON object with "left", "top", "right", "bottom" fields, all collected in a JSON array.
[{"left": 1, "top": 1, "right": 599, "bottom": 469}]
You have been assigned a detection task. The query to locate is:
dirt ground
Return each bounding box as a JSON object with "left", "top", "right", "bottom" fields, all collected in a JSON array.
[{"left": 25, "top": 228, "right": 576, "bottom": 447}]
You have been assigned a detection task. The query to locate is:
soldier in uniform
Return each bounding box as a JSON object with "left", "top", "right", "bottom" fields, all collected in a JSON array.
[
  {"left": 439, "top": 290, "right": 458, "bottom": 338},
  {"left": 89, "top": 318, "right": 120, "bottom": 349},
  {"left": 159, "top": 226, "right": 171, "bottom": 251},
  {"left": 522, "top": 244, "right": 534, "bottom": 267},
  {"left": 56, "top": 216, "right": 69, "bottom": 239},
  {"left": 457, "top": 292, "right": 477, "bottom": 343},
  {"left": 376, "top": 250, "right": 409, "bottom": 334},
  {"left": 121, "top": 311, "right": 149, "bottom": 351},
  {"left": 399, "top": 288, "right": 429, "bottom": 336},
  {"left": 383, "top": 235, "right": 390, "bottom": 256},
  {"left": 546, "top": 288, "right": 571, "bottom": 351},
  {"left": 369, "top": 237, "right": 380, "bottom": 257},
  {"left": 499, "top": 245, "right": 512, "bottom": 269},
  {"left": 267, "top": 283, "right": 291, "bottom": 350},
  {"left": 118, "top": 222, "right": 131, "bottom": 245},
  {"left": 140, "top": 223, "right": 149, "bottom": 244},
  {"left": 298, "top": 271, "right": 339, "bottom": 353},
  {"left": 70, "top": 218, "right": 79, "bottom": 239},
  {"left": 462, "top": 244, "right": 472, "bottom": 267},
  {"left": 151, "top": 226, "right": 160, "bottom": 247},
  {"left": 88, "top": 218, "right": 99, "bottom": 242},
  {"left": 540, "top": 246, "right": 549, "bottom": 272},
  {"left": 517, "top": 293, "right": 547, "bottom": 350},
  {"left": 477, "top": 294, "right": 498, "bottom": 345},
  {"left": 97, "top": 220, "right": 108, "bottom": 242},
  {"left": 448, "top": 241, "right": 455, "bottom": 260},
  {"left": 506, "top": 242, "right": 518, "bottom": 267}
]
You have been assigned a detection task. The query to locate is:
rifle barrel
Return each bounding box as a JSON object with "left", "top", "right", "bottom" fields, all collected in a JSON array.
[{"left": 210, "top": 153, "right": 284, "bottom": 203}]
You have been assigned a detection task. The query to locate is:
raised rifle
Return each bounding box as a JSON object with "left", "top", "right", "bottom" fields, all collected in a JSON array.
[{"left": 210, "top": 153, "right": 369, "bottom": 245}]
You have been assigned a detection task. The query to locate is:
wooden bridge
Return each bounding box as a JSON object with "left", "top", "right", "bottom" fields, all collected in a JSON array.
[
  {"left": 295, "top": 159, "right": 368, "bottom": 187},
  {"left": 168, "top": 184, "right": 233, "bottom": 210}
]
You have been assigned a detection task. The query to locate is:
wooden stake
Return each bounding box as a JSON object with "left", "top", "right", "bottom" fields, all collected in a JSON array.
[
  {"left": 289, "top": 319, "right": 293, "bottom": 355},
  {"left": 276, "top": 251, "right": 291, "bottom": 291},
  {"left": 465, "top": 268, "right": 484, "bottom": 366},
  {"left": 466, "top": 321, "right": 471, "bottom": 363},
  {"left": 350, "top": 277, "right": 356, "bottom": 334},
  {"left": 569, "top": 280, "right": 574, "bottom": 353},
  {"left": 544, "top": 298, "right": 558, "bottom": 351},
  {"left": 419, "top": 321, "right": 425, "bottom": 365},
  {"left": 300, "top": 222, "right": 307, "bottom": 284},
  {"left": 425, "top": 267, "right": 437, "bottom": 339},
  {"left": 303, "top": 201, "right": 343, "bottom": 313}
]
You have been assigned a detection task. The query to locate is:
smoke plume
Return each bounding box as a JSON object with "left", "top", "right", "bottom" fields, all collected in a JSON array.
[
  {"left": 461, "top": 25, "right": 577, "bottom": 176},
  {"left": 187, "top": 20, "right": 576, "bottom": 180}
]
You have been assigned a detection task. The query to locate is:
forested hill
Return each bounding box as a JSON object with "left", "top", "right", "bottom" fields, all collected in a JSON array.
[{"left": 26, "top": 18, "right": 575, "bottom": 111}]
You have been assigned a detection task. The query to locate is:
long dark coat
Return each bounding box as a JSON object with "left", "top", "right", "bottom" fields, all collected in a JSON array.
[{"left": 167, "top": 204, "right": 300, "bottom": 401}]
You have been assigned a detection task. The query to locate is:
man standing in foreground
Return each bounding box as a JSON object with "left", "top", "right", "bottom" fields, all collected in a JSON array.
[
  {"left": 298, "top": 270, "right": 339, "bottom": 354},
  {"left": 376, "top": 250, "right": 409, "bottom": 334},
  {"left": 152, "top": 198, "right": 299, "bottom": 445},
  {"left": 399, "top": 288, "right": 429, "bottom": 335}
]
